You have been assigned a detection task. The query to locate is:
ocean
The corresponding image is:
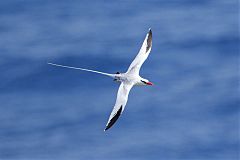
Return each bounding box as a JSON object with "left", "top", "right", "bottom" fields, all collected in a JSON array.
[{"left": 0, "top": 0, "right": 239, "bottom": 159}]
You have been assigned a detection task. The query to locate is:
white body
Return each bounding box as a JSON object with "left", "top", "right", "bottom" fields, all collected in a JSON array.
[{"left": 48, "top": 28, "right": 153, "bottom": 131}]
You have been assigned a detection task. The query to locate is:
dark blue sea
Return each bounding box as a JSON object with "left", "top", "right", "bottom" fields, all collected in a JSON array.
[{"left": 0, "top": 0, "right": 239, "bottom": 159}]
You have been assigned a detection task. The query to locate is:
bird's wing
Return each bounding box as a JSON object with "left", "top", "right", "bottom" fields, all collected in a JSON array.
[
  {"left": 127, "top": 28, "right": 152, "bottom": 75},
  {"left": 104, "top": 82, "right": 134, "bottom": 131},
  {"left": 48, "top": 62, "right": 115, "bottom": 78}
]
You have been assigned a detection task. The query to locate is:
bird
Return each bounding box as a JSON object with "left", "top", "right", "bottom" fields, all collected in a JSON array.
[{"left": 48, "top": 28, "right": 153, "bottom": 131}]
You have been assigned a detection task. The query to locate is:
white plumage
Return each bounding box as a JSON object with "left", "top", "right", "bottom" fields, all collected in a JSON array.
[{"left": 48, "top": 28, "right": 153, "bottom": 131}]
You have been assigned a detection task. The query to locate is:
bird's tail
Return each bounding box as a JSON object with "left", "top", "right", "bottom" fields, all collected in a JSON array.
[{"left": 48, "top": 62, "right": 115, "bottom": 78}]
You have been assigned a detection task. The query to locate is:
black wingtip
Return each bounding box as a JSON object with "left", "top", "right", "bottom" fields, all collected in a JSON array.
[
  {"left": 104, "top": 105, "right": 123, "bottom": 131},
  {"left": 146, "top": 29, "right": 152, "bottom": 53},
  {"left": 148, "top": 28, "right": 152, "bottom": 35}
]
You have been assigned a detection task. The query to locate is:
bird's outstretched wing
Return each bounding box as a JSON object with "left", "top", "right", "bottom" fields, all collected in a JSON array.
[
  {"left": 104, "top": 82, "right": 133, "bottom": 131},
  {"left": 127, "top": 28, "right": 152, "bottom": 75}
]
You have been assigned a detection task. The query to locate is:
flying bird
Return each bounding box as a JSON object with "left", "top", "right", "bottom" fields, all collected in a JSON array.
[{"left": 48, "top": 28, "right": 153, "bottom": 131}]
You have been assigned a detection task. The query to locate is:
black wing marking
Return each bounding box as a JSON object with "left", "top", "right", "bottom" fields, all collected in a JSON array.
[
  {"left": 104, "top": 105, "right": 123, "bottom": 131},
  {"left": 146, "top": 29, "right": 152, "bottom": 53}
]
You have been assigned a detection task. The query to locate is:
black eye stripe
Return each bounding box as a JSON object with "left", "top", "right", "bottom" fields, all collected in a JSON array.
[{"left": 141, "top": 80, "right": 147, "bottom": 84}]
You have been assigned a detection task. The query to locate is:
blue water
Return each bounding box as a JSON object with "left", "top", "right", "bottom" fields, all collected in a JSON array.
[{"left": 0, "top": 0, "right": 239, "bottom": 159}]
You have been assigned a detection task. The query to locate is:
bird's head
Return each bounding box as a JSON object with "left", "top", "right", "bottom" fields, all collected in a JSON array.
[{"left": 140, "top": 78, "right": 154, "bottom": 86}]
